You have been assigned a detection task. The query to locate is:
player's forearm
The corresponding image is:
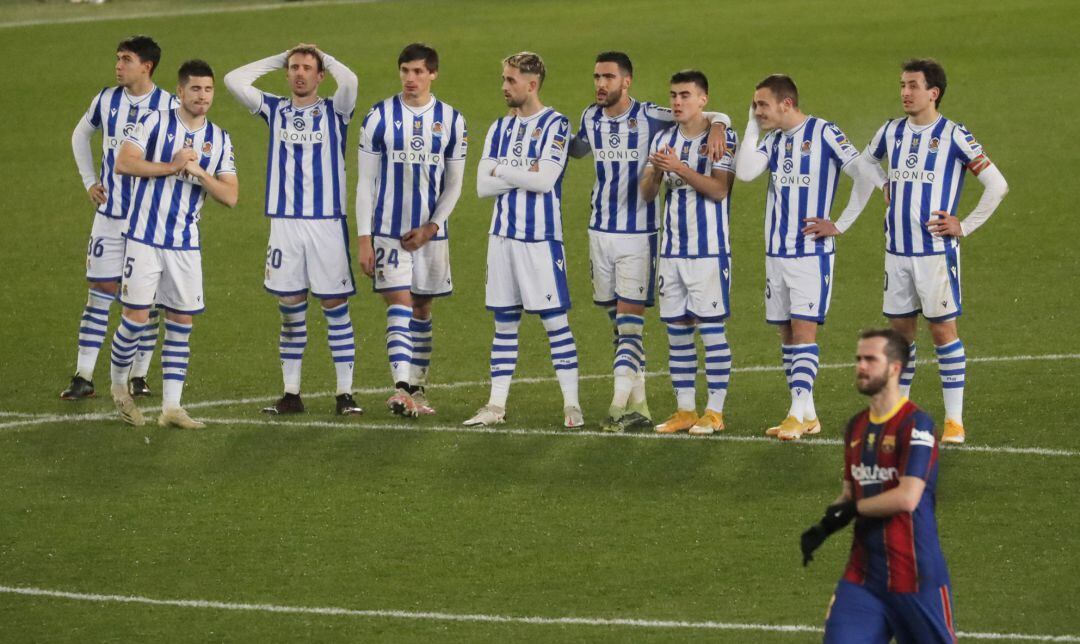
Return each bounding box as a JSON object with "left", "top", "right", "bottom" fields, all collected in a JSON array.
[
  {"left": 493, "top": 161, "right": 562, "bottom": 193},
  {"left": 960, "top": 165, "right": 1008, "bottom": 237},
  {"left": 477, "top": 160, "right": 514, "bottom": 198},
  {"left": 678, "top": 168, "right": 731, "bottom": 201},
  {"left": 639, "top": 167, "right": 662, "bottom": 202},
  {"left": 855, "top": 477, "right": 925, "bottom": 517},
  {"left": 71, "top": 116, "right": 99, "bottom": 189},
  {"left": 834, "top": 155, "right": 885, "bottom": 233},
  {"left": 224, "top": 53, "right": 286, "bottom": 113},
  {"left": 429, "top": 159, "right": 465, "bottom": 229},
  {"left": 115, "top": 145, "right": 176, "bottom": 178},
  {"left": 735, "top": 115, "right": 767, "bottom": 182},
  {"left": 321, "top": 51, "right": 358, "bottom": 115},
  {"left": 199, "top": 172, "right": 239, "bottom": 208},
  {"left": 703, "top": 111, "right": 733, "bottom": 128},
  {"left": 354, "top": 150, "right": 379, "bottom": 236}
]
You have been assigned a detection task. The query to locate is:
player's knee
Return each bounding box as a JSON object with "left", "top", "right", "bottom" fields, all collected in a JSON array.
[{"left": 90, "top": 281, "right": 119, "bottom": 296}]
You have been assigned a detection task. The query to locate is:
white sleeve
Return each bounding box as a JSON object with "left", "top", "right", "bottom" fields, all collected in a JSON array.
[
  {"left": 493, "top": 161, "right": 563, "bottom": 193},
  {"left": 321, "top": 51, "right": 358, "bottom": 120},
  {"left": 429, "top": 159, "right": 465, "bottom": 230},
  {"left": 477, "top": 158, "right": 514, "bottom": 197},
  {"left": 735, "top": 110, "right": 768, "bottom": 182},
  {"left": 703, "top": 111, "right": 732, "bottom": 128},
  {"left": 224, "top": 53, "right": 287, "bottom": 114},
  {"left": 354, "top": 147, "right": 379, "bottom": 237},
  {"left": 833, "top": 154, "right": 885, "bottom": 234},
  {"left": 960, "top": 164, "right": 1008, "bottom": 237},
  {"left": 71, "top": 115, "right": 99, "bottom": 189}
]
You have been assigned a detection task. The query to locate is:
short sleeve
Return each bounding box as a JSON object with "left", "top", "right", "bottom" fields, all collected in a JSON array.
[
  {"left": 643, "top": 102, "right": 674, "bottom": 134},
  {"left": 216, "top": 132, "right": 237, "bottom": 175},
  {"left": 446, "top": 111, "right": 468, "bottom": 161},
  {"left": 539, "top": 116, "right": 569, "bottom": 167},
  {"left": 952, "top": 124, "right": 991, "bottom": 174},
  {"left": 358, "top": 106, "right": 384, "bottom": 156},
  {"left": 823, "top": 122, "right": 860, "bottom": 167},
  {"left": 481, "top": 120, "right": 502, "bottom": 161},
  {"left": 125, "top": 112, "right": 157, "bottom": 151},
  {"left": 866, "top": 121, "right": 890, "bottom": 162},
  {"left": 901, "top": 411, "right": 937, "bottom": 481},
  {"left": 85, "top": 89, "right": 106, "bottom": 129},
  {"left": 712, "top": 127, "right": 738, "bottom": 174}
]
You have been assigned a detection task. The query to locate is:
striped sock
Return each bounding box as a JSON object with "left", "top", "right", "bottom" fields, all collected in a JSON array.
[
  {"left": 109, "top": 315, "right": 145, "bottom": 386},
  {"left": 667, "top": 323, "right": 697, "bottom": 411},
  {"left": 936, "top": 339, "right": 966, "bottom": 423},
  {"left": 488, "top": 310, "right": 521, "bottom": 408},
  {"left": 409, "top": 316, "right": 433, "bottom": 388},
  {"left": 278, "top": 301, "right": 308, "bottom": 395},
  {"left": 323, "top": 302, "right": 355, "bottom": 395},
  {"left": 789, "top": 343, "right": 820, "bottom": 421},
  {"left": 75, "top": 289, "right": 115, "bottom": 381},
  {"left": 900, "top": 342, "right": 916, "bottom": 398},
  {"left": 612, "top": 314, "right": 645, "bottom": 409},
  {"left": 541, "top": 311, "right": 579, "bottom": 408},
  {"left": 161, "top": 320, "right": 192, "bottom": 409},
  {"left": 781, "top": 344, "right": 795, "bottom": 390},
  {"left": 385, "top": 304, "right": 413, "bottom": 387},
  {"left": 130, "top": 307, "right": 160, "bottom": 379},
  {"left": 701, "top": 323, "right": 731, "bottom": 412}
]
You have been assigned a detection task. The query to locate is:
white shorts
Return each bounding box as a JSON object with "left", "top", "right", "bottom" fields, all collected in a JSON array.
[
  {"left": 884, "top": 249, "right": 962, "bottom": 322},
  {"left": 765, "top": 254, "right": 835, "bottom": 325},
  {"left": 588, "top": 230, "right": 657, "bottom": 306},
  {"left": 485, "top": 235, "right": 571, "bottom": 314},
  {"left": 372, "top": 235, "right": 452, "bottom": 297},
  {"left": 264, "top": 218, "right": 356, "bottom": 299},
  {"left": 658, "top": 255, "right": 732, "bottom": 322},
  {"left": 120, "top": 239, "right": 204, "bottom": 314},
  {"left": 86, "top": 214, "right": 127, "bottom": 282}
]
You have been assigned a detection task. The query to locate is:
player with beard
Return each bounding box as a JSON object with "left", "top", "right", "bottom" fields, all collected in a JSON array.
[{"left": 800, "top": 328, "right": 956, "bottom": 643}]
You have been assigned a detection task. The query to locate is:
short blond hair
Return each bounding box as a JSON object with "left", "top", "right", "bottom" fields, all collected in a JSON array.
[
  {"left": 503, "top": 51, "right": 546, "bottom": 88},
  {"left": 287, "top": 44, "right": 324, "bottom": 72}
]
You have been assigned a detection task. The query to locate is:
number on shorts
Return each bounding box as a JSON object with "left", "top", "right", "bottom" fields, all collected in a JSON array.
[
  {"left": 124, "top": 256, "right": 134, "bottom": 278},
  {"left": 267, "top": 246, "right": 283, "bottom": 269},
  {"left": 87, "top": 237, "right": 105, "bottom": 258},
  {"left": 374, "top": 247, "right": 399, "bottom": 269},
  {"left": 883, "top": 271, "right": 889, "bottom": 292},
  {"left": 657, "top": 275, "right": 665, "bottom": 297}
]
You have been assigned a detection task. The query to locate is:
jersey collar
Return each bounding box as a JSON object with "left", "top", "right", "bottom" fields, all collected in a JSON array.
[{"left": 869, "top": 396, "right": 909, "bottom": 424}]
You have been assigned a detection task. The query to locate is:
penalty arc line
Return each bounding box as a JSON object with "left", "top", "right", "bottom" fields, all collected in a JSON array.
[{"left": 0, "top": 584, "right": 1077, "bottom": 642}]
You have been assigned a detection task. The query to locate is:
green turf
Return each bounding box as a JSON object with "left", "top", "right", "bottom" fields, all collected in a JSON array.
[{"left": 1, "top": 0, "right": 1078, "bottom": 641}]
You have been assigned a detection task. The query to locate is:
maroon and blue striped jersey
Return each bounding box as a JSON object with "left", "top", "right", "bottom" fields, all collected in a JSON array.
[{"left": 842, "top": 398, "right": 950, "bottom": 593}]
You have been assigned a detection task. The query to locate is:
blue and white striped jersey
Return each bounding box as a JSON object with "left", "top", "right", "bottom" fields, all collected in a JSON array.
[
  {"left": 650, "top": 125, "right": 738, "bottom": 258},
  {"left": 867, "top": 116, "right": 988, "bottom": 256},
  {"left": 575, "top": 100, "right": 676, "bottom": 234},
  {"left": 359, "top": 95, "right": 467, "bottom": 240},
  {"left": 257, "top": 93, "right": 351, "bottom": 219},
  {"left": 123, "top": 110, "right": 236, "bottom": 250},
  {"left": 757, "top": 116, "right": 860, "bottom": 257},
  {"left": 482, "top": 108, "right": 570, "bottom": 242},
  {"left": 83, "top": 86, "right": 177, "bottom": 219}
]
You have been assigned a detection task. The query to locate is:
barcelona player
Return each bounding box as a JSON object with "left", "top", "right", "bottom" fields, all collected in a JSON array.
[{"left": 801, "top": 328, "right": 956, "bottom": 643}]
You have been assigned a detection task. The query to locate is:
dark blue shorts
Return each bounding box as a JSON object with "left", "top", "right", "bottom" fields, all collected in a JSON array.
[{"left": 823, "top": 579, "right": 956, "bottom": 644}]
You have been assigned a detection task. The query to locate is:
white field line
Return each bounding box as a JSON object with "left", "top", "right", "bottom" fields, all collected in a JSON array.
[
  {"left": 0, "top": 585, "right": 1076, "bottom": 642},
  {"left": 0, "top": 0, "right": 377, "bottom": 29}
]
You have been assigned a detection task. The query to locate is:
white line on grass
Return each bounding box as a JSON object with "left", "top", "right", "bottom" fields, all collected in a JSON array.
[
  {"left": 0, "top": 0, "right": 378, "bottom": 29},
  {"left": 0, "top": 584, "right": 1076, "bottom": 641}
]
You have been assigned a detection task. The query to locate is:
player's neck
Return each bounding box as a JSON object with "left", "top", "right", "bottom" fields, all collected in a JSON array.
[
  {"left": 292, "top": 92, "right": 320, "bottom": 108},
  {"left": 781, "top": 111, "right": 808, "bottom": 134},
  {"left": 602, "top": 95, "right": 632, "bottom": 119},
  {"left": 868, "top": 385, "right": 904, "bottom": 420},
  {"left": 402, "top": 91, "right": 433, "bottom": 109},
  {"left": 908, "top": 107, "right": 940, "bottom": 127},
  {"left": 178, "top": 107, "right": 206, "bottom": 131},
  {"left": 678, "top": 114, "right": 709, "bottom": 138},
  {"left": 516, "top": 97, "right": 545, "bottom": 119},
  {"left": 124, "top": 78, "right": 154, "bottom": 98}
]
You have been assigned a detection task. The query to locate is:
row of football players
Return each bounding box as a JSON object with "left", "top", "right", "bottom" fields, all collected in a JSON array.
[{"left": 62, "top": 38, "right": 1007, "bottom": 440}]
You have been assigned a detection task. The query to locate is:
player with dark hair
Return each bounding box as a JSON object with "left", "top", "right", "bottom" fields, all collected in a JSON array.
[
  {"left": 801, "top": 328, "right": 956, "bottom": 643},
  {"left": 63, "top": 35, "right": 176, "bottom": 401}
]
